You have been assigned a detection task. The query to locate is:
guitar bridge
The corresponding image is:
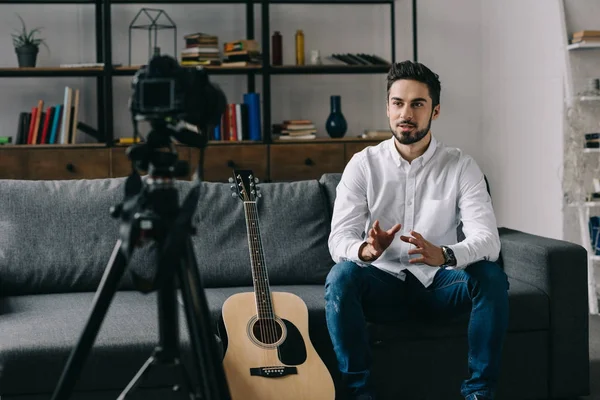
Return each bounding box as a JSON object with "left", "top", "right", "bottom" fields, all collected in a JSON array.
[{"left": 250, "top": 366, "right": 298, "bottom": 378}]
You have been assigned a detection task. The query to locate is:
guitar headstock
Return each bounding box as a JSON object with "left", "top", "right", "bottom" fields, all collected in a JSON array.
[{"left": 229, "top": 169, "right": 261, "bottom": 202}]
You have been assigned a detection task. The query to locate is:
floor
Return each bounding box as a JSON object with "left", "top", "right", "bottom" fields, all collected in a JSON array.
[{"left": 579, "top": 315, "right": 600, "bottom": 400}]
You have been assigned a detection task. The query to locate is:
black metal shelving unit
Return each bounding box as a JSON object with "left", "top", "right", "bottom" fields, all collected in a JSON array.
[
  {"left": 0, "top": 0, "right": 106, "bottom": 140},
  {"left": 0, "top": 0, "right": 417, "bottom": 145}
]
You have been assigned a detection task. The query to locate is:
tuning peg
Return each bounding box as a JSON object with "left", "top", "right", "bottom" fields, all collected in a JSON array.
[
  {"left": 231, "top": 192, "right": 237, "bottom": 198},
  {"left": 257, "top": 191, "right": 262, "bottom": 198},
  {"left": 228, "top": 177, "right": 234, "bottom": 183},
  {"left": 254, "top": 177, "right": 260, "bottom": 183},
  {"left": 230, "top": 184, "right": 236, "bottom": 191}
]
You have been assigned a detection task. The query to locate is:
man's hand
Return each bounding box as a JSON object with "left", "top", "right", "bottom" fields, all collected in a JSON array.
[
  {"left": 400, "top": 230, "right": 445, "bottom": 266},
  {"left": 359, "top": 220, "right": 402, "bottom": 262}
]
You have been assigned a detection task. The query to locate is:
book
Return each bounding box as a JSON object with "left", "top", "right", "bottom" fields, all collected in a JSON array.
[{"left": 243, "top": 93, "right": 261, "bottom": 141}]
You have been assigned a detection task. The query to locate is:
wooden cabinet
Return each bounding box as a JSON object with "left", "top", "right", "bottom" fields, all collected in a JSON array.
[
  {"left": 0, "top": 145, "right": 110, "bottom": 180},
  {"left": 345, "top": 141, "right": 380, "bottom": 164},
  {"left": 0, "top": 148, "right": 29, "bottom": 179},
  {"left": 0, "top": 138, "right": 382, "bottom": 182},
  {"left": 199, "top": 144, "right": 268, "bottom": 182},
  {"left": 270, "top": 143, "right": 345, "bottom": 181}
]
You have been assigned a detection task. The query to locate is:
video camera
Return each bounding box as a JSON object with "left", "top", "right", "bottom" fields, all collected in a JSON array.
[{"left": 129, "top": 49, "right": 227, "bottom": 149}]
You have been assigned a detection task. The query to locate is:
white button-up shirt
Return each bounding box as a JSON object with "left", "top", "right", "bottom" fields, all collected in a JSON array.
[{"left": 328, "top": 135, "right": 501, "bottom": 288}]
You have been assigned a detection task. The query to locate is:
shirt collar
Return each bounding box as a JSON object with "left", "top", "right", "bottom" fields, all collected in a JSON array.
[{"left": 388, "top": 134, "right": 439, "bottom": 168}]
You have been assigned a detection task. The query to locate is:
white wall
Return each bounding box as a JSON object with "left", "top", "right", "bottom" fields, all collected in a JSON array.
[
  {"left": 416, "top": 0, "right": 482, "bottom": 161},
  {"left": 479, "top": 0, "right": 565, "bottom": 240}
]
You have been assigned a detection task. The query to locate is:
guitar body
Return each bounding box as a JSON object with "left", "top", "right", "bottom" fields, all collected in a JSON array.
[{"left": 222, "top": 291, "right": 335, "bottom": 400}]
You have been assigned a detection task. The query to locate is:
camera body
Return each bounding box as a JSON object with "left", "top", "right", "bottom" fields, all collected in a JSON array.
[{"left": 130, "top": 53, "right": 226, "bottom": 131}]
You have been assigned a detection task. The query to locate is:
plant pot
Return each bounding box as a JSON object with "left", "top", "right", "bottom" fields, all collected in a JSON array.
[
  {"left": 15, "top": 45, "right": 38, "bottom": 67},
  {"left": 325, "top": 95, "right": 347, "bottom": 138}
]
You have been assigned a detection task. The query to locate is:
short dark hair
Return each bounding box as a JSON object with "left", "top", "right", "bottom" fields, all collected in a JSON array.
[{"left": 386, "top": 60, "right": 441, "bottom": 107}]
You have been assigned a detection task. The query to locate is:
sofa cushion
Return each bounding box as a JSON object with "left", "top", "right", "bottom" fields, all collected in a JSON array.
[
  {"left": 0, "top": 177, "right": 334, "bottom": 296},
  {"left": 0, "top": 178, "right": 158, "bottom": 296},
  {"left": 367, "top": 276, "right": 549, "bottom": 343},
  {"left": 188, "top": 179, "right": 334, "bottom": 287},
  {"left": 0, "top": 275, "right": 547, "bottom": 396}
]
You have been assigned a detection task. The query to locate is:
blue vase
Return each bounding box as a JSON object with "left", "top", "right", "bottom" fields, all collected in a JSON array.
[{"left": 325, "top": 95, "right": 347, "bottom": 138}]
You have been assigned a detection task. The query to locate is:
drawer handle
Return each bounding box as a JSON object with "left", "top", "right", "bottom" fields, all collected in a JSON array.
[
  {"left": 304, "top": 158, "right": 314, "bottom": 166},
  {"left": 227, "top": 160, "right": 236, "bottom": 168},
  {"left": 66, "top": 163, "right": 75, "bottom": 173}
]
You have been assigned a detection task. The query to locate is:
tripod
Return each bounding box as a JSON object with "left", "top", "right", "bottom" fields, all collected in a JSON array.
[{"left": 51, "top": 126, "right": 231, "bottom": 400}]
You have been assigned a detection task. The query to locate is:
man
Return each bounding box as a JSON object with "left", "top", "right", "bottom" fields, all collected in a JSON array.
[{"left": 325, "top": 60, "right": 509, "bottom": 400}]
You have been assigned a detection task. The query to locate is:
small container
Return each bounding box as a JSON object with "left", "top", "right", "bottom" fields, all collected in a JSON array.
[
  {"left": 295, "top": 30, "right": 305, "bottom": 66},
  {"left": 272, "top": 31, "right": 282, "bottom": 66}
]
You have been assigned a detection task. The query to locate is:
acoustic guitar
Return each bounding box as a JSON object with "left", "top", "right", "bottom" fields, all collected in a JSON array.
[{"left": 221, "top": 169, "right": 336, "bottom": 400}]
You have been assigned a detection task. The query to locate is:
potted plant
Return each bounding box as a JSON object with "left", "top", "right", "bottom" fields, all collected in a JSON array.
[{"left": 11, "top": 14, "right": 48, "bottom": 68}]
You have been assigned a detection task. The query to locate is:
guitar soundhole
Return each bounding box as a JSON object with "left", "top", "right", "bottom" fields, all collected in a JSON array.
[{"left": 252, "top": 318, "right": 284, "bottom": 345}]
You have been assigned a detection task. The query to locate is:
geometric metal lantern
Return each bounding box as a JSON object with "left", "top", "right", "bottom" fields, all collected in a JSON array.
[{"left": 128, "top": 8, "right": 177, "bottom": 65}]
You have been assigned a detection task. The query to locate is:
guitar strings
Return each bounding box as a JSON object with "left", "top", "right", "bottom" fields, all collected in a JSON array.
[
  {"left": 250, "top": 201, "right": 275, "bottom": 345},
  {"left": 244, "top": 202, "right": 266, "bottom": 351},
  {"left": 247, "top": 200, "right": 277, "bottom": 346}
]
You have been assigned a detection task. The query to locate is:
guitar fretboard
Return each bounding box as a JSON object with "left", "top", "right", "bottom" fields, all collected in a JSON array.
[{"left": 243, "top": 201, "right": 274, "bottom": 320}]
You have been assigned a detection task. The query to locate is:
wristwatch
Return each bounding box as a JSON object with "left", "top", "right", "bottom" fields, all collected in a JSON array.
[{"left": 441, "top": 245, "right": 457, "bottom": 267}]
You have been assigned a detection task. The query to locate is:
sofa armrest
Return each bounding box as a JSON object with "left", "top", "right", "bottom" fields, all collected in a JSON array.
[{"left": 498, "top": 227, "right": 590, "bottom": 397}]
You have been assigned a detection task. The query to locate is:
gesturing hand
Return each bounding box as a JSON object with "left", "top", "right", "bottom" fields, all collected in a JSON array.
[
  {"left": 400, "top": 230, "right": 445, "bottom": 267},
  {"left": 359, "top": 220, "right": 402, "bottom": 262}
]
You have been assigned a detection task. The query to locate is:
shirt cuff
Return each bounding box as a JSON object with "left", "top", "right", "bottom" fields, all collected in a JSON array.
[
  {"left": 347, "top": 240, "right": 372, "bottom": 267},
  {"left": 446, "top": 244, "right": 468, "bottom": 270}
]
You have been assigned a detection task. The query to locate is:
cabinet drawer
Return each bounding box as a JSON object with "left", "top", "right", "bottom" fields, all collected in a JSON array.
[
  {"left": 201, "top": 145, "right": 267, "bottom": 182},
  {"left": 111, "top": 146, "right": 193, "bottom": 179},
  {"left": 269, "top": 143, "right": 345, "bottom": 182},
  {"left": 0, "top": 149, "right": 29, "bottom": 179},
  {"left": 345, "top": 141, "right": 381, "bottom": 164},
  {"left": 27, "top": 148, "right": 111, "bottom": 180}
]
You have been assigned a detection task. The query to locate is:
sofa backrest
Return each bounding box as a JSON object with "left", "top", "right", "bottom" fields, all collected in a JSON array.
[{"left": 0, "top": 175, "right": 338, "bottom": 296}]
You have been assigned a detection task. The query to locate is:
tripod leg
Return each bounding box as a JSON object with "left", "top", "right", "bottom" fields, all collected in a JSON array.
[
  {"left": 177, "top": 237, "right": 231, "bottom": 400},
  {"left": 118, "top": 253, "right": 197, "bottom": 400},
  {"left": 51, "top": 240, "right": 132, "bottom": 400}
]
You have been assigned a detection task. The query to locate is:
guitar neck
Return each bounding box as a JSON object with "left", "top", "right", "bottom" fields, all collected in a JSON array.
[{"left": 243, "top": 201, "right": 274, "bottom": 320}]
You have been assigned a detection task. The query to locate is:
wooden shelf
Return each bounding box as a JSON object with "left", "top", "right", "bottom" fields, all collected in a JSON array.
[
  {"left": 0, "top": 67, "right": 103, "bottom": 77},
  {"left": 0, "top": 0, "right": 92, "bottom": 3},
  {"left": 272, "top": 136, "right": 386, "bottom": 143},
  {"left": 269, "top": 64, "right": 390, "bottom": 74},
  {"left": 112, "top": 65, "right": 262, "bottom": 76},
  {"left": 0, "top": 143, "right": 107, "bottom": 149}
]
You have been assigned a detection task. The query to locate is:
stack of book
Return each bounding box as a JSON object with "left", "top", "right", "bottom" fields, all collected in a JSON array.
[
  {"left": 181, "top": 32, "right": 221, "bottom": 67},
  {"left": 585, "top": 133, "right": 600, "bottom": 148},
  {"left": 571, "top": 30, "right": 600, "bottom": 46},
  {"left": 273, "top": 120, "right": 316, "bottom": 140},
  {"left": 222, "top": 39, "right": 261, "bottom": 67}
]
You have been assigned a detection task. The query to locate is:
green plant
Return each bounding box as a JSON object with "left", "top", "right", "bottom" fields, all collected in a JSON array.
[{"left": 11, "top": 13, "right": 48, "bottom": 51}]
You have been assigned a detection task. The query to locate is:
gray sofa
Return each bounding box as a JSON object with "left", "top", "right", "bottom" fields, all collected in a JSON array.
[{"left": 0, "top": 173, "right": 590, "bottom": 400}]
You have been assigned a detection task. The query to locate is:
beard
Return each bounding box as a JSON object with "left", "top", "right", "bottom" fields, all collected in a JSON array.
[{"left": 390, "top": 112, "right": 433, "bottom": 145}]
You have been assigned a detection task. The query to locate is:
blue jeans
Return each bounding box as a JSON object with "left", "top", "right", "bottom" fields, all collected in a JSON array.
[{"left": 324, "top": 260, "right": 509, "bottom": 399}]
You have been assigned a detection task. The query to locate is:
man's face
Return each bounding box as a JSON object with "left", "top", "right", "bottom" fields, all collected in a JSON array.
[{"left": 386, "top": 79, "right": 440, "bottom": 145}]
